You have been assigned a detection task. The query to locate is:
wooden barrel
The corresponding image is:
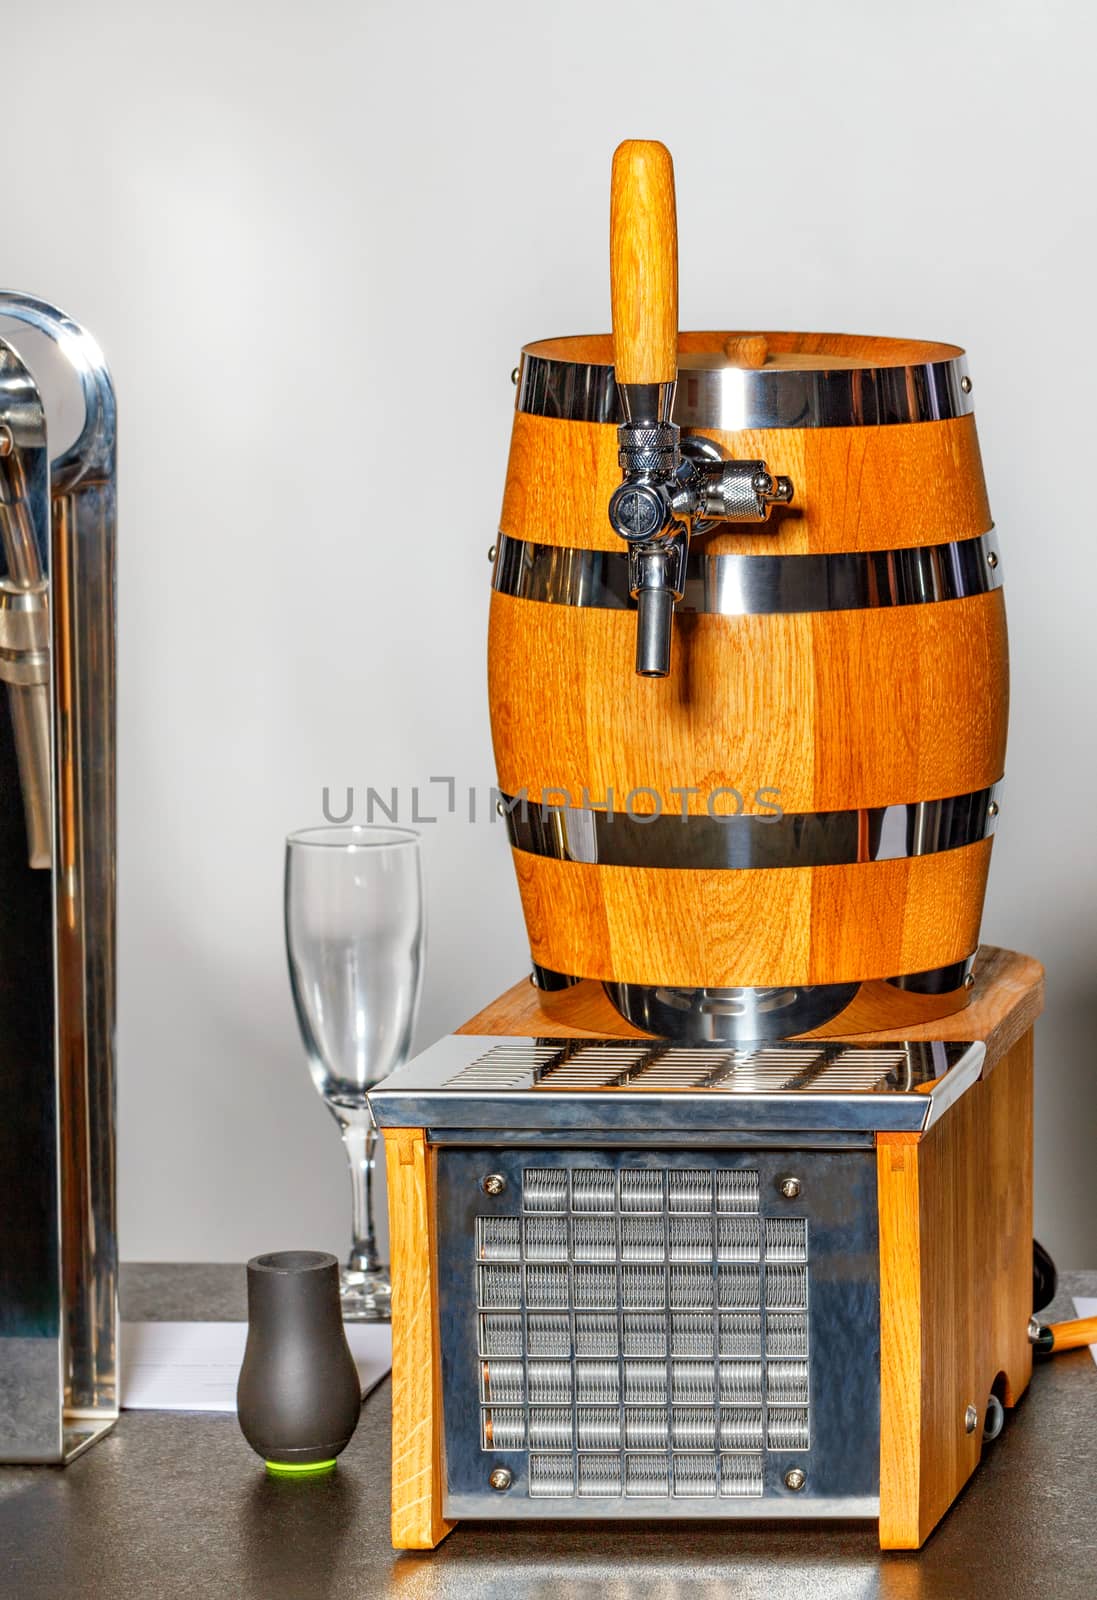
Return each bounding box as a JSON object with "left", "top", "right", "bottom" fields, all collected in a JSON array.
[{"left": 488, "top": 331, "right": 1007, "bottom": 1041}]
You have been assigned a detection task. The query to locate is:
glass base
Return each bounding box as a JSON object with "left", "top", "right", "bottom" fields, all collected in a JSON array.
[{"left": 340, "top": 1264, "right": 392, "bottom": 1323}]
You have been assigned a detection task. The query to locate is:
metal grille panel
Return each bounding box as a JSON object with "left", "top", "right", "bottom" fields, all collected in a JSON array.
[
  {"left": 439, "top": 1146, "right": 882, "bottom": 1519},
  {"left": 472, "top": 1160, "right": 813, "bottom": 1501}
]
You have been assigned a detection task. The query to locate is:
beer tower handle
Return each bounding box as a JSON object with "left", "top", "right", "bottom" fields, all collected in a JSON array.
[
  {"left": 610, "top": 140, "right": 679, "bottom": 391},
  {"left": 608, "top": 140, "right": 684, "bottom": 679},
  {"left": 607, "top": 142, "right": 793, "bottom": 678}
]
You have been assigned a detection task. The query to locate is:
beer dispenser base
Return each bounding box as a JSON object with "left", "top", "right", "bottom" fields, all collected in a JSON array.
[{"left": 369, "top": 944, "right": 1042, "bottom": 1552}]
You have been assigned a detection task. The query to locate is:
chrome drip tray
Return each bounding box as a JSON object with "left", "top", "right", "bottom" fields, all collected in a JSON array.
[{"left": 369, "top": 1035, "right": 984, "bottom": 1136}]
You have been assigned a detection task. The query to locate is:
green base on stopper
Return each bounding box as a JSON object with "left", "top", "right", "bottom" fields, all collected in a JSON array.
[{"left": 265, "top": 1458, "right": 337, "bottom": 1477}]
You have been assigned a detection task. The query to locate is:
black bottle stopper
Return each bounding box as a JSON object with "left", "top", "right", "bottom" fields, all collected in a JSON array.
[{"left": 237, "top": 1251, "right": 361, "bottom": 1475}]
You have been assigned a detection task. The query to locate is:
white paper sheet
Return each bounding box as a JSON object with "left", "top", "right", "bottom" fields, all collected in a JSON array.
[
  {"left": 1072, "top": 1297, "right": 1097, "bottom": 1367},
  {"left": 120, "top": 1320, "right": 392, "bottom": 1411}
]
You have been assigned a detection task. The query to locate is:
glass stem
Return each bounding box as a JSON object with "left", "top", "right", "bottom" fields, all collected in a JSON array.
[{"left": 339, "top": 1116, "right": 381, "bottom": 1274}]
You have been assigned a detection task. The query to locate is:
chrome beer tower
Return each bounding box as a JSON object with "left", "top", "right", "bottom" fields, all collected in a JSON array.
[{"left": 0, "top": 295, "right": 117, "bottom": 1462}]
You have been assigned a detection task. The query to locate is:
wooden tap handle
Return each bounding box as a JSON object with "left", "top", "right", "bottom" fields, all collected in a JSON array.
[{"left": 610, "top": 140, "right": 678, "bottom": 387}]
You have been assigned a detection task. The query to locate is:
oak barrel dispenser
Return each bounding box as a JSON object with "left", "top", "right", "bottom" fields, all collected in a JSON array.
[{"left": 371, "top": 142, "right": 1041, "bottom": 1552}]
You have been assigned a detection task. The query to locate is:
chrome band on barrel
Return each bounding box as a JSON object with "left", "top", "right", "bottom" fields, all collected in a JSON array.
[
  {"left": 518, "top": 351, "right": 974, "bottom": 429},
  {"left": 492, "top": 530, "right": 1002, "bottom": 615},
  {"left": 887, "top": 957, "right": 978, "bottom": 995},
  {"left": 502, "top": 786, "right": 999, "bottom": 871},
  {"left": 603, "top": 955, "right": 977, "bottom": 1046}
]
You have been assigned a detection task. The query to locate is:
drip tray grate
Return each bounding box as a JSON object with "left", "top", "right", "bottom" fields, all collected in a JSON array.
[
  {"left": 449, "top": 1040, "right": 913, "bottom": 1093},
  {"left": 370, "top": 1034, "right": 984, "bottom": 1137}
]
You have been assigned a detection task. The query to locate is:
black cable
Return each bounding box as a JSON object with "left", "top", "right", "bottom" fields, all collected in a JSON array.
[{"left": 1033, "top": 1238, "right": 1058, "bottom": 1314}]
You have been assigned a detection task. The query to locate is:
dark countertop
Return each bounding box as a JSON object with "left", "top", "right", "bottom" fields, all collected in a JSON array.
[{"left": 0, "top": 1265, "right": 1094, "bottom": 1599}]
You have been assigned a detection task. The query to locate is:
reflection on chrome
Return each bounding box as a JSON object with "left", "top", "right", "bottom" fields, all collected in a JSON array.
[
  {"left": 517, "top": 347, "right": 975, "bottom": 430},
  {"left": 501, "top": 786, "right": 1000, "bottom": 871},
  {"left": 492, "top": 531, "right": 1002, "bottom": 616}
]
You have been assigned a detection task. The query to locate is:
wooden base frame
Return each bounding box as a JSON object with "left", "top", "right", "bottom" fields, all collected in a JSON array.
[
  {"left": 877, "top": 1027, "right": 1033, "bottom": 1546},
  {"left": 385, "top": 946, "right": 1042, "bottom": 1552},
  {"left": 382, "top": 1127, "right": 454, "bottom": 1550}
]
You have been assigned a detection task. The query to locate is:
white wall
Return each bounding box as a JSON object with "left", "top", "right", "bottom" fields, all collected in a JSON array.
[{"left": 3, "top": 0, "right": 1094, "bottom": 1266}]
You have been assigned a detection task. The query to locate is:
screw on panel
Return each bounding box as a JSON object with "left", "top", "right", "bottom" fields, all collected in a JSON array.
[
  {"left": 778, "top": 1176, "right": 801, "bottom": 1200},
  {"left": 988, "top": 801, "right": 999, "bottom": 817},
  {"left": 961, "top": 375, "right": 973, "bottom": 394},
  {"left": 489, "top": 1466, "right": 513, "bottom": 1491},
  {"left": 488, "top": 544, "right": 497, "bottom": 563},
  {"left": 511, "top": 367, "right": 520, "bottom": 385},
  {"left": 784, "top": 1467, "right": 806, "bottom": 1491},
  {"left": 482, "top": 1173, "right": 507, "bottom": 1197},
  {"left": 963, "top": 973, "right": 976, "bottom": 989},
  {"left": 987, "top": 550, "right": 999, "bottom": 569},
  {"left": 0, "top": 424, "right": 12, "bottom": 457},
  {"left": 964, "top": 1404, "right": 979, "bottom": 1433}
]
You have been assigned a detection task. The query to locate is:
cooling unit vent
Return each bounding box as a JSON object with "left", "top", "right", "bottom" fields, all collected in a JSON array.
[{"left": 475, "top": 1162, "right": 811, "bottom": 1500}]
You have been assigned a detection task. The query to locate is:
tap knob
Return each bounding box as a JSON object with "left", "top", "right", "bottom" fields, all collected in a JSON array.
[{"left": 694, "top": 457, "right": 795, "bottom": 522}]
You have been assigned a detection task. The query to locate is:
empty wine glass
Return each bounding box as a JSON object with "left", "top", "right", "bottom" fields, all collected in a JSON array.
[{"left": 284, "top": 826, "right": 424, "bottom": 1320}]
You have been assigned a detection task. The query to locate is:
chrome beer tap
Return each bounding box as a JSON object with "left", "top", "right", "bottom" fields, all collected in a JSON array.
[
  {"left": 607, "top": 383, "right": 687, "bottom": 679},
  {"left": 608, "top": 142, "right": 793, "bottom": 678},
  {"left": 608, "top": 411, "right": 794, "bottom": 678}
]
